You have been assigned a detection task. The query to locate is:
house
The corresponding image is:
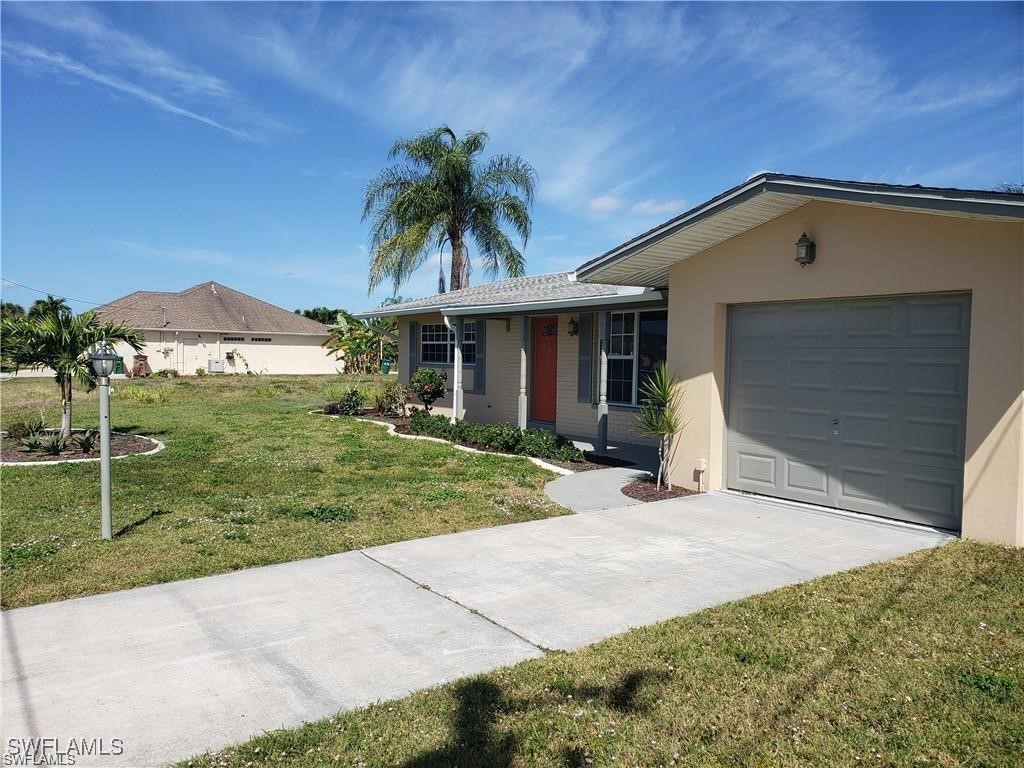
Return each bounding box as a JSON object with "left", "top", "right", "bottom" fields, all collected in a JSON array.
[
  {"left": 357, "top": 173, "right": 1024, "bottom": 547},
  {"left": 95, "top": 281, "right": 337, "bottom": 375}
]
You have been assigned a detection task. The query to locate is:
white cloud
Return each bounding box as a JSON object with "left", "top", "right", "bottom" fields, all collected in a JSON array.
[
  {"left": 630, "top": 199, "right": 686, "bottom": 216},
  {"left": 588, "top": 195, "right": 626, "bottom": 214}
]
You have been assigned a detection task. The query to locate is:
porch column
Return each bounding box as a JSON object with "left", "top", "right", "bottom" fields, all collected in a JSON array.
[
  {"left": 596, "top": 312, "right": 609, "bottom": 454},
  {"left": 445, "top": 316, "right": 463, "bottom": 424},
  {"left": 517, "top": 316, "right": 528, "bottom": 429}
]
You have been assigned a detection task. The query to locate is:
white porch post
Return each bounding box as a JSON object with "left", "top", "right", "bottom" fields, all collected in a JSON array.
[
  {"left": 445, "top": 315, "right": 463, "bottom": 424},
  {"left": 596, "top": 311, "right": 609, "bottom": 454},
  {"left": 517, "top": 316, "right": 528, "bottom": 429}
]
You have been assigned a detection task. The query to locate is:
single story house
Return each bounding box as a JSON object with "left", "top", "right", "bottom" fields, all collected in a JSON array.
[
  {"left": 357, "top": 174, "right": 1023, "bottom": 547},
  {"left": 96, "top": 281, "right": 337, "bottom": 375}
]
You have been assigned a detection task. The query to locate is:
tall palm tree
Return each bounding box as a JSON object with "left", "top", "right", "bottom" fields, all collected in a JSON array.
[
  {"left": 1, "top": 308, "right": 142, "bottom": 439},
  {"left": 364, "top": 125, "right": 537, "bottom": 293}
]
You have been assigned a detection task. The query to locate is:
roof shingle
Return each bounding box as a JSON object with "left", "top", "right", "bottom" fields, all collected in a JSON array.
[{"left": 94, "top": 282, "right": 330, "bottom": 335}]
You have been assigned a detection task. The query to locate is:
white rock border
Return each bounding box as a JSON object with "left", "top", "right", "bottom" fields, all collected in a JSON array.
[
  {"left": 311, "top": 410, "right": 575, "bottom": 475},
  {"left": 1, "top": 432, "right": 165, "bottom": 467}
]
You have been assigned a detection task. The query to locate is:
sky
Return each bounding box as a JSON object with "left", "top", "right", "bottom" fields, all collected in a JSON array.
[{"left": 2, "top": 1, "right": 1022, "bottom": 315}]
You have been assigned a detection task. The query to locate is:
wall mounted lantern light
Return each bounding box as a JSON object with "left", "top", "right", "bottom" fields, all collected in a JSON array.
[
  {"left": 795, "top": 232, "right": 816, "bottom": 267},
  {"left": 567, "top": 318, "right": 580, "bottom": 337}
]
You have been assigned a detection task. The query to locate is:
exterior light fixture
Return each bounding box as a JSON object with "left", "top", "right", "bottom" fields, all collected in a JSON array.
[
  {"left": 795, "top": 232, "right": 816, "bottom": 267},
  {"left": 90, "top": 340, "right": 117, "bottom": 540},
  {"left": 567, "top": 318, "right": 580, "bottom": 337}
]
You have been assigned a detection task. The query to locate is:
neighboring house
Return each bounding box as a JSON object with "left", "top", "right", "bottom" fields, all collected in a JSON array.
[
  {"left": 357, "top": 173, "right": 1024, "bottom": 547},
  {"left": 95, "top": 281, "right": 337, "bottom": 375}
]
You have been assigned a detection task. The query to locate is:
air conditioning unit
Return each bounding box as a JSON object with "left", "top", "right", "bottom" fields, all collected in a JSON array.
[{"left": 207, "top": 359, "right": 225, "bottom": 373}]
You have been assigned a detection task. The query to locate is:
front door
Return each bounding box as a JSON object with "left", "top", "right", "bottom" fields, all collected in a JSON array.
[{"left": 532, "top": 316, "right": 558, "bottom": 423}]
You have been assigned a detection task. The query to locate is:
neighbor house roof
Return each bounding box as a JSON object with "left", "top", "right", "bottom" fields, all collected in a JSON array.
[
  {"left": 576, "top": 173, "right": 1024, "bottom": 286},
  {"left": 354, "top": 271, "right": 663, "bottom": 319},
  {"left": 94, "top": 282, "right": 331, "bottom": 336}
]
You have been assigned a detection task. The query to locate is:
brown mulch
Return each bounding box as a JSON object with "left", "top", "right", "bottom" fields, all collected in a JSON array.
[
  {"left": 621, "top": 477, "right": 698, "bottom": 502},
  {"left": 1, "top": 433, "right": 157, "bottom": 463}
]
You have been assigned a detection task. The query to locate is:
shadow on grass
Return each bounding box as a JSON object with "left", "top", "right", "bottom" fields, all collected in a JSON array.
[
  {"left": 115, "top": 507, "right": 171, "bottom": 538},
  {"left": 400, "top": 669, "right": 670, "bottom": 768}
]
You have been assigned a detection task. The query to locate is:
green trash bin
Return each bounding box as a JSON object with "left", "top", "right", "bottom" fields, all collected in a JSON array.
[
  {"left": 380, "top": 360, "right": 392, "bottom": 375},
  {"left": 113, "top": 356, "right": 125, "bottom": 375}
]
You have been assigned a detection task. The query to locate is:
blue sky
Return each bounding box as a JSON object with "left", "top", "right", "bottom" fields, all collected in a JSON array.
[{"left": 2, "top": 2, "right": 1021, "bottom": 314}]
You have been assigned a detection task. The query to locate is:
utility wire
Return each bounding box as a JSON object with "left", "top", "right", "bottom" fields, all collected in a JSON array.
[{"left": 0, "top": 278, "right": 104, "bottom": 308}]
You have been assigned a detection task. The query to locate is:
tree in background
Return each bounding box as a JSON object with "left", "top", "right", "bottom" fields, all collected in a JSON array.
[
  {"left": 1, "top": 301, "right": 25, "bottom": 318},
  {"left": 363, "top": 125, "right": 536, "bottom": 294},
  {"left": 1, "top": 308, "right": 142, "bottom": 439},
  {"left": 294, "top": 307, "right": 343, "bottom": 326},
  {"left": 324, "top": 308, "right": 398, "bottom": 375},
  {"left": 993, "top": 182, "right": 1024, "bottom": 194},
  {"left": 28, "top": 295, "right": 71, "bottom": 320}
]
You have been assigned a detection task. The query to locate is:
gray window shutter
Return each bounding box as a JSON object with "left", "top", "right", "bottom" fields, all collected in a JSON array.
[
  {"left": 407, "top": 321, "right": 418, "bottom": 382},
  {"left": 577, "top": 313, "right": 593, "bottom": 403},
  {"left": 471, "top": 320, "right": 486, "bottom": 394}
]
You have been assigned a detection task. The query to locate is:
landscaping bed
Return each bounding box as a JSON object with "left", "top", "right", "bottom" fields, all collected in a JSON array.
[
  {"left": 185, "top": 541, "right": 1024, "bottom": 767},
  {"left": 621, "top": 477, "right": 697, "bottom": 502},
  {"left": 1, "top": 432, "right": 157, "bottom": 463}
]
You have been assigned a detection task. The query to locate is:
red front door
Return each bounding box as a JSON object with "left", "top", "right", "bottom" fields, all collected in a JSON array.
[{"left": 532, "top": 316, "right": 558, "bottom": 423}]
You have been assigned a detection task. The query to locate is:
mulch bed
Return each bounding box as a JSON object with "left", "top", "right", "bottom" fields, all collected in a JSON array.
[
  {"left": 621, "top": 477, "right": 698, "bottom": 502},
  {"left": 1, "top": 433, "right": 157, "bottom": 463}
]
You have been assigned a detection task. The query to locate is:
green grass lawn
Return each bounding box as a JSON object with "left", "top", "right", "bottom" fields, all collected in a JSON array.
[
  {"left": 183, "top": 541, "right": 1023, "bottom": 768},
  {"left": 0, "top": 375, "right": 564, "bottom": 608}
]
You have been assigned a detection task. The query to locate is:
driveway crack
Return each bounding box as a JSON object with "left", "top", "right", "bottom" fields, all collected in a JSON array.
[{"left": 359, "top": 550, "right": 553, "bottom": 654}]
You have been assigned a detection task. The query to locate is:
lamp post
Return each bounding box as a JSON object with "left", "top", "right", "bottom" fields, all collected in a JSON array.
[{"left": 90, "top": 340, "right": 117, "bottom": 540}]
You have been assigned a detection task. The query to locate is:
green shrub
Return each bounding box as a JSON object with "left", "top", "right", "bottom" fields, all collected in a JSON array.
[
  {"left": 6, "top": 415, "right": 44, "bottom": 440},
  {"left": 195, "top": 367, "right": 207, "bottom": 377},
  {"left": 374, "top": 380, "right": 410, "bottom": 416},
  {"left": 20, "top": 434, "right": 44, "bottom": 453},
  {"left": 154, "top": 368, "right": 178, "bottom": 378},
  {"left": 409, "top": 367, "right": 448, "bottom": 411},
  {"left": 39, "top": 433, "right": 67, "bottom": 456},
  {"left": 322, "top": 401, "right": 342, "bottom": 416},
  {"left": 72, "top": 429, "right": 98, "bottom": 453},
  {"left": 113, "top": 384, "right": 174, "bottom": 404},
  {"left": 408, "top": 411, "right": 584, "bottom": 463}
]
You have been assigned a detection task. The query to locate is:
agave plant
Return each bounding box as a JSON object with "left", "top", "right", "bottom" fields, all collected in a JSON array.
[
  {"left": 72, "top": 429, "right": 98, "bottom": 454},
  {"left": 20, "top": 434, "right": 45, "bottom": 453},
  {"left": 635, "top": 363, "right": 687, "bottom": 491},
  {"left": 39, "top": 433, "right": 68, "bottom": 456}
]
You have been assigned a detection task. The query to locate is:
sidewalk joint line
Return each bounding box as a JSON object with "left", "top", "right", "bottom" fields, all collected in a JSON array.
[{"left": 359, "top": 550, "right": 553, "bottom": 654}]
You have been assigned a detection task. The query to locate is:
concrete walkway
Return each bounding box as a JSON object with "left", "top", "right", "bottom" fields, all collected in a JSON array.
[
  {"left": 545, "top": 466, "right": 650, "bottom": 512},
  {"left": 1, "top": 493, "right": 952, "bottom": 766}
]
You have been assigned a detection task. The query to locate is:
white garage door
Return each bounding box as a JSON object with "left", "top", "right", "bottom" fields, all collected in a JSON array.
[{"left": 726, "top": 293, "right": 970, "bottom": 531}]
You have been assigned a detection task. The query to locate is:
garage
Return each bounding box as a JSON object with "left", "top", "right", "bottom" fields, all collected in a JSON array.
[{"left": 726, "top": 293, "right": 971, "bottom": 531}]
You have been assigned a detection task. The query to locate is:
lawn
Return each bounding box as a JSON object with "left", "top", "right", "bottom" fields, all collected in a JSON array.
[
  {"left": 0, "top": 375, "right": 565, "bottom": 608},
  {"left": 183, "top": 541, "right": 1023, "bottom": 768}
]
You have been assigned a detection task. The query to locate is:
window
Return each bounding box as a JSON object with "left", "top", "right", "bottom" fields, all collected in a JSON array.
[
  {"left": 606, "top": 310, "right": 667, "bottom": 405},
  {"left": 419, "top": 322, "right": 477, "bottom": 365},
  {"left": 250, "top": 337, "right": 272, "bottom": 343},
  {"left": 223, "top": 336, "right": 244, "bottom": 342}
]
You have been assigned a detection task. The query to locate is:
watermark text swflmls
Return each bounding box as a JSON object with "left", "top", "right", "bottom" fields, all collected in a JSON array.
[{"left": 4, "top": 738, "right": 125, "bottom": 766}]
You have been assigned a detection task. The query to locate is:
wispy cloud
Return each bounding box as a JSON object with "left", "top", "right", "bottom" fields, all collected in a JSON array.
[
  {"left": 589, "top": 195, "right": 626, "bottom": 214},
  {"left": 3, "top": 3, "right": 285, "bottom": 142},
  {"left": 631, "top": 199, "right": 686, "bottom": 217}
]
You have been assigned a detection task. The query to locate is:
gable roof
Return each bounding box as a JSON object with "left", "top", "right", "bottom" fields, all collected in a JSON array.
[
  {"left": 94, "top": 282, "right": 331, "bottom": 335},
  {"left": 576, "top": 173, "right": 1024, "bottom": 286},
  {"left": 354, "top": 271, "right": 663, "bottom": 319}
]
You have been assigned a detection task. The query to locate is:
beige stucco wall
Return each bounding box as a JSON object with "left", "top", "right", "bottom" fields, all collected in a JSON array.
[
  {"left": 665, "top": 200, "right": 1024, "bottom": 546},
  {"left": 397, "top": 311, "right": 655, "bottom": 445},
  {"left": 112, "top": 331, "right": 337, "bottom": 376}
]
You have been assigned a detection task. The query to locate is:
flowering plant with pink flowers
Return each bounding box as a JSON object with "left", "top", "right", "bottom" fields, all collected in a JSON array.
[{"left": 409, "top": 367, "right": 448, "bottom": 412}]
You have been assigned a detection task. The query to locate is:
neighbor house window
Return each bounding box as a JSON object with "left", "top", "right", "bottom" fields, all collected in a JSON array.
[
  {"left": 419, "top": 322, "right": 476, "bottom": 365},
  {"left": 250, "top": 337, "right": 272, "bottom": 343},
  {"left": 606, "top": 310, "right": 667, "bottom": 405},
  {"left": 223, "top": 336, "right": 244, "bottom": 342}
]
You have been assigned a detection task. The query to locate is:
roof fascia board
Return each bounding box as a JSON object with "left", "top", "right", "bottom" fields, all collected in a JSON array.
[{"left": 354, "top": 290, "right": 665, "bottom": 320}]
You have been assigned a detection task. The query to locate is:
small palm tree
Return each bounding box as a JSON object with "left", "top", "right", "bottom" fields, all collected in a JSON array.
[
  {"left": 635, "top": 363, "right": 686, "bottom": 490},
  {"left": 364, "top": 125, "right": 537, "bottom": 294},
  {"left": 1, "top": 308, "right": 142, "bottom": 439}
]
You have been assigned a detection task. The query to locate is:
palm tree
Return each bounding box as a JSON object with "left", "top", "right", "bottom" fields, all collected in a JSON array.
[
  {"left": 1, "top": 308, "right": 142, "bottom": 439},
  {"left": 28, "top": 294, "right": 70, "bottom": 320},
  {"left": 363, "top": 125, "right": 537, "bottom": 294}
]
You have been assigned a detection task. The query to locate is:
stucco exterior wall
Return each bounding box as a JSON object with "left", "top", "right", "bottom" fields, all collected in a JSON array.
[
  {"left": 665, "top": 200, "right": 1024, "bottom": 546},
  {"left": 112, "top": 331, "right": 336, "bottom": 376}
]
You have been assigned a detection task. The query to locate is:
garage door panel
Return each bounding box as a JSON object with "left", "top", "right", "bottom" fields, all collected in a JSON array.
[{"left": 727, "top": 294, "right": 969, "bottom": 530}]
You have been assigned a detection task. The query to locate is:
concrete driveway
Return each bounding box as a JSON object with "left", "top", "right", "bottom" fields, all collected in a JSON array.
[{"left": 2, "top": 492, "right": 951, "bottom": 766}]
